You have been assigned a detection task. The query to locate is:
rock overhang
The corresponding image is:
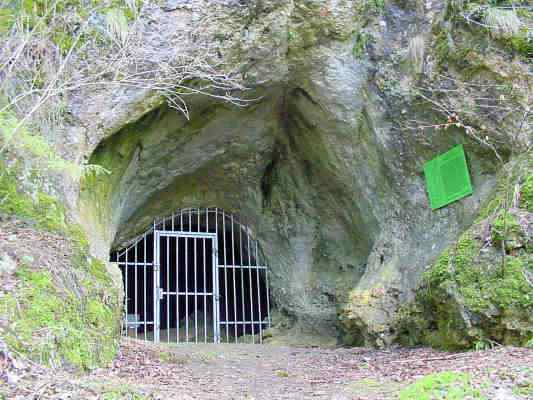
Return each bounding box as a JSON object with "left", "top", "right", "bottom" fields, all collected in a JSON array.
[{"left": 74, "top": 0, "right": 521, "bottom": 346}]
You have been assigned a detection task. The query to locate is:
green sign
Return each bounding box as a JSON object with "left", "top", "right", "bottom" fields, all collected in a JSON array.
[{"left": 424, "top": 144, "right": 473, "bottom": 210}]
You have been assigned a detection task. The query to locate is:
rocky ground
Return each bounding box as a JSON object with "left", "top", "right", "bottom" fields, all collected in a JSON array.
[{"left": 1, "top": 339, "right": 532, "bottom": 399}]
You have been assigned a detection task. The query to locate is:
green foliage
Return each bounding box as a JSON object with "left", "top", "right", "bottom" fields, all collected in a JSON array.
[
  {"left": 101, "top": 388, "right": 148, "bottom": 400},
  {"left": 483, "top": 5, "right": 533, "bottom": 57},
  {"left": 473, "top": 337, "right": 499, "bottom": 350},
  {"left": 357, "top": 0, "right": 386, "bottom": 15},
  {"left": 0, "top": 8, "right": 15, "bottom": 33},
  {"left": 5, "top": 0, "right": 138, "bottom": 26},
  {"left": 105, "top": 8, "right": 129, "bottom": 44},
  {"left": 52, "top": 30, "right": 78, "bottom": 55},
  {"left": 352, "top": 32, "right": 372, "bottom": 58},
  {"left": 436, "top": 1, "right": 532, "bottom": 63},
  {"left": 288, "top": 30, "right": 296, "bottom": 42},
  {"left": 399, "top": 372, "right": 485, "bottom": 400},
  {"left": 1, "top": 0, "right": 140, "bottom": 55},
  {"left": 433, "top": 28, "right": 474, "bottom": 67},
  {"left": 506, "top": 30, "right": 533, "bottom": 57},
  {"left": 521, "top": 175, "right": 533, "bottom": 212},
  {"left": 490, "top": 211, "right": 522, "bottom": 249},
  {"left": 480, "top": 3, "right": 533, "bottom": 57},
  {"left": 484, "top": 7, "right": 521, "bottom": 37},
  {"left": 0, "top": 266, "right": 118, "bottom": 369}
]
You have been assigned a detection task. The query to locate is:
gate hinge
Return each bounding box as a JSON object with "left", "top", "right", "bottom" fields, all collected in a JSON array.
[{"left": 157, "top": 287, "right": 164, "bottom": 300}]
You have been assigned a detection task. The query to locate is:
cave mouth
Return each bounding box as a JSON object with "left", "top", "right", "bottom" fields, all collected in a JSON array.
[{"left": 110, "top": 208, "right": 271, "bottom": 344}]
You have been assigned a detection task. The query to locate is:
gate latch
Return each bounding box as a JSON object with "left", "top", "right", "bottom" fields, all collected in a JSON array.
[{"left": 158, "top": 288, "right": 164, "bottom": 300}]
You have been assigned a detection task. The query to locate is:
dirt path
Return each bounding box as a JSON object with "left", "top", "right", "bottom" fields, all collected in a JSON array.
[{"left": 2, "top": 339, "right": 532, "bottom": 399}]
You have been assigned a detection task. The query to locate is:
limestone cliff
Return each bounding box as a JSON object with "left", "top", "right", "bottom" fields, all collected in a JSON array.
[{"left": 0, "top": 0, "right": 531, "bottom": 364}]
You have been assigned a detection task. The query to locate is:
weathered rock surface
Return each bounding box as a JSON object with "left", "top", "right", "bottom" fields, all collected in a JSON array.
[
  {"left": 3, "top": 0, "right": 532, "bottom": 351},
  {"left": 75, "top": 0, "right": 531, "bottom": 346},
  {"left": 396, "top": 157, "right": 532, "bottom": 349}
]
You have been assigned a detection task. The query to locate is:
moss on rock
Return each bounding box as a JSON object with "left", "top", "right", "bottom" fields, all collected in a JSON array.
[
  {"left": 0, "top": 163, "right": 67, "bottom": 233},
  {"left": 396, "top": 157, "right": 533, "bottom": 349},
  {"left": 0, "top": 159, "right": 120, "bottom": 370},
  {"left": 0, "top": 262, "right": 119, "bottom": 369}
]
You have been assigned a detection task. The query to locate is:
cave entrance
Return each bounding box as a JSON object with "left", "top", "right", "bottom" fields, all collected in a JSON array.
[{"left": 110, "top": 208, "right": 271, "bottom": 344}]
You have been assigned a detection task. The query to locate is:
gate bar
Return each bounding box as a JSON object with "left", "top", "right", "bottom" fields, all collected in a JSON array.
[
  {"left": 176, "top": 237, "right": 180, "bottom": 343},
  {"left": 120, "top": 262, "right": 153, "bottom": 266},
  {"left": 248, "top": 229, "right": 255, "bottom": 343},
  {"left": 204, "top": 209, "right": 208, "bottom": 343},
  {"left": 194, "top": 231, "right": 198, "bottom": 343},
  {"left": 144, "top": 234, "right": 147, "bottom": 340},
  {"left": 162, "top": 291, "right": 213, "bottom": 295},
  {"left": 134, "top": 237, "right": 138, "bottom": 339},
  {"left": 222, "top": 211, "right": 229, "bottom": 342},
  {"left": 185, "top": 236, "right": 189, "bottom": 343},
  {"left": 255, "top": 240, "right": 262, "bottom": 343},
  {"left": 153, "top": 220, "right": 159, "bottom": 343},
  {"left": 240, "top": 223, "right": 245, "bottom": 341},
  {"left": 125, "top": 247, "right": 128, "bottom": 335},
  {"left": 203, "top": 236, "right": 207, "bottom": 343},
  {"left": 231, "top": 215, "right": 237, "bottom": 342},
  {"left": 213, "top": 209, "right": 218, "bottom": 343},
  {"left": 266, "top": 269, "right": 271, "bottom": 328}
]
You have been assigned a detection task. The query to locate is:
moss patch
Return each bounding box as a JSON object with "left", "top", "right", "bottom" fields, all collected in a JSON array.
[
  {"left": 399, "top": 372, "right": 485, "bottom": 400},
  {"left": 0, "top": 163, "right": 67, "bottom": 233},
  {"left": 397, "top": 158, "right": 533, "bottom": 349},
  {"left": 0, "top": 159, "right": 120, "bottom": 370},
  {"left": 521, "top": 175, "right": 533, "bottom": 212},
  {"left": 0, "top": 265, "right": 118, "bottom": 369}
]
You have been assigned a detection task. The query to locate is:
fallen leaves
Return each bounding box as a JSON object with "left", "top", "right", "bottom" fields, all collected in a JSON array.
[{"left": 1, "top": 337, "right": 532, "bottom": 399}]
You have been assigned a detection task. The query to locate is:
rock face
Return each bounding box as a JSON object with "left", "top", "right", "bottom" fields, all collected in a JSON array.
[
  {"left": 396, "top": 157, "right": 532, "bottom": 349},
  {"left": 77, "top": 0, "right": 531, "bottom": 346},
  {"left": 2, "top": 0, "right": 531, "bottom": 354},
  {"left": 0, "top": 167, "right": 121, "bottom": 369}
]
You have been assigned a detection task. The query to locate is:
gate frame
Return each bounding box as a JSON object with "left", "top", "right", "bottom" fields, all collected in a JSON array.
[
  {"left": 154, "top": 229, "right": 220, "bottom": 344},
  {"left": 114, "top": 208, "right": 271, "bottom": 344}
]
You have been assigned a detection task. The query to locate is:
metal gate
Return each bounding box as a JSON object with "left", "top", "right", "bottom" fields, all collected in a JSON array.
[{"left": 111, "top": 208, "right": 271, "bottom": 344}]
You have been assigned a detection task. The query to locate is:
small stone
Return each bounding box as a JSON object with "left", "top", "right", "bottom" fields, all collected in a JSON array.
[
  {"left": 11, "top": 358, "right": 26, "bottom": 370},
  {"left": 6, "top": 371, "right": 20, "bottom": 384},
  {"left": 21, "top": 255, "right": 34, "bottom": 265},
  {"left": 161, "top": 0, "right": 191, "bottom": 11},
  {"left": 0, "top": 253, "right": 17, "bottom": 276}
]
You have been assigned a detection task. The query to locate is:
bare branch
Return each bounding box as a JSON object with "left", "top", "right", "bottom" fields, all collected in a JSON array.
[{"left": 0, "top": 0, "right": 252, "bottom": 160}]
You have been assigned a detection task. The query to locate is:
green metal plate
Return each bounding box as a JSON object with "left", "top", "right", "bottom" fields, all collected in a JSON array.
[{"left": 424, "top": 144, "right": 473, "bottom": 210}]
